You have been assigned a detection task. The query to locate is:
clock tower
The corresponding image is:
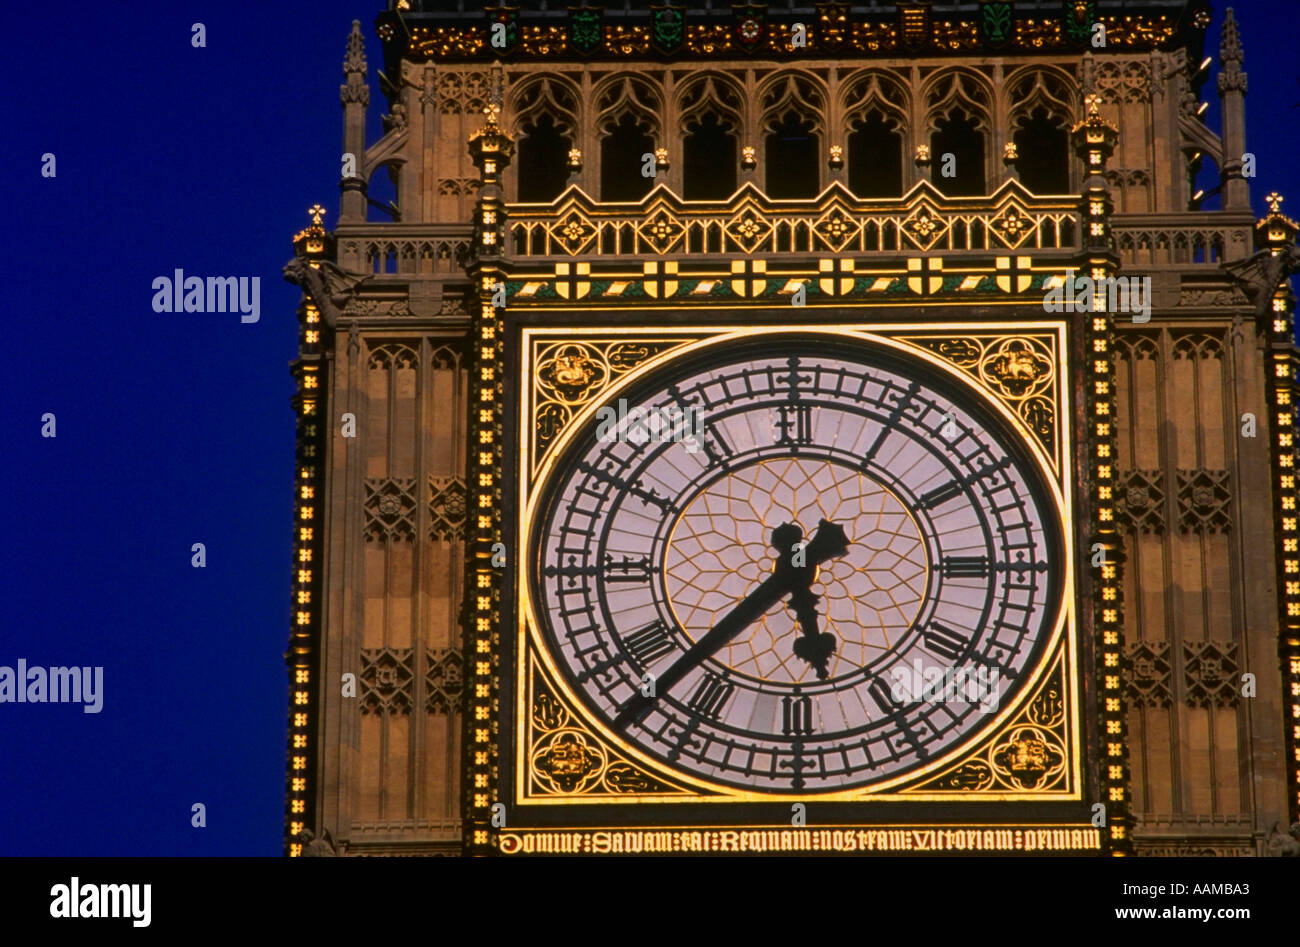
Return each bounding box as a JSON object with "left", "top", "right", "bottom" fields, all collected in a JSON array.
[{"left": 283, "top": 1, "right": 1300, "bottom": 857}]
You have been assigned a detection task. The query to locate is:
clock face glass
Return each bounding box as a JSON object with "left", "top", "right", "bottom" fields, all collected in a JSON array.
[{"left": 530, "top": 334, "right": 1063, "bottom": 793}]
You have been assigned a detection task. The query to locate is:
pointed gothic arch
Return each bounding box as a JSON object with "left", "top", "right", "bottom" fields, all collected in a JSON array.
[
  {"left": 758, "top": 71, "right": 827, "bottom": 199},
  {"left": 509, "top": 75, "right": 580, "bottom": 202},
  {"left": 923, "top": 69, "right": 994, "bottom": 196},
  {"left": 1005, "top": 66, "right": 1076, "bottom": 195},
  {"left": 840, "top": 70, "right": 909, "bottom": 198},
  {"left": 676, "top": 72, "right": 744, "bottom": 200},
  {"left": 594, "top": 74, "right": 664, "bottom": 202}
]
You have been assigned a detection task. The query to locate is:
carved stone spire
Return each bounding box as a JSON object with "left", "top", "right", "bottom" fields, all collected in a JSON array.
[
  {"left": 1218, "top": 8, "right": 1250, "bottom": 211},
  {"left": 1218, "top": 8, "right": 1247, "bottom": 95},
  {"left": 341, "top": 20, "right": 370, "bottom": 107},
  {"left": 340, "top": 21, "right": 370, "bottom": 223},
  {"left": 344, "top": 20, "right": 367, "bottom": 80}
]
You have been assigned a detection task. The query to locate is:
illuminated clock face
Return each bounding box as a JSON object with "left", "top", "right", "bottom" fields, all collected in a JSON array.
[{"left": 530, "top": 334, "right": 1063, "bottom": 793}]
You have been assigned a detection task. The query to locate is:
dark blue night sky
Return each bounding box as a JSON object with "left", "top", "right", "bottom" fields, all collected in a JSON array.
[{"left": 1, "top": 1, "right": 1297, "bottom": 856}]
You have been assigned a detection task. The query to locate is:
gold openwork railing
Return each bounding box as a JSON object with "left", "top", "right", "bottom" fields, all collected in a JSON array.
[{"left": 505, "top": 180, "right": 1082, "bottom": 260}]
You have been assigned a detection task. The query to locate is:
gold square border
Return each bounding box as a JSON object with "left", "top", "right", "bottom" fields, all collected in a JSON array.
[{"left": 514, "top": 320, "right": 1080, "bottom": 805}]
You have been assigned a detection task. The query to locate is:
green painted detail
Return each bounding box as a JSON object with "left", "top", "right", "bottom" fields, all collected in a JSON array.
[
  {"left": 651, "top": 8, "right": 685, "bottom": 52},
  {"left": 569, "top": 9, "right": 602, "bottom": 54},
  {"left": 981, "top": 1, "right": 1013, "bottom": 45},
  {"left": 1061, "top": 0, "right": 1097, "bottom": 44}
]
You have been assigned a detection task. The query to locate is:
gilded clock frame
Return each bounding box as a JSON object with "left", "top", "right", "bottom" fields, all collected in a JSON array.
[{"left": 513, "top": 318, "right": 1081, "bottom": 808}]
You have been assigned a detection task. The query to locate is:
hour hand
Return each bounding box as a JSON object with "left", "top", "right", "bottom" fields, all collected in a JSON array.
[
  {"left": 778, "top": 520, "right": 844, "bottom": 680},
  {"left": 788, "top": 585, "right": 835, "bottom": 680}
]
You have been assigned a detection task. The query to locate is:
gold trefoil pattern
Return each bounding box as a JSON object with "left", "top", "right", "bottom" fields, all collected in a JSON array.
[
  {"left": 526, "top": 648, "right": 691, "bottom": 798},
  {"left": 903, "top": 649, "right": 1071, "bottom": 794},
  {"left": 532, "top": 339, "right": 693, "bottom": 471},
  {"left": 898, "top": 334, "right": 1059, "bottom": 469}
]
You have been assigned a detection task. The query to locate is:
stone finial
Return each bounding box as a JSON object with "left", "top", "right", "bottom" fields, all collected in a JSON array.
[
  {"left": 1218, "top": 8, "right": 1247, "bottom": 94},
  {"left": 344, "top": 20, "right": 367, "bottom": 77},
  {"left": 468, "top": 102, "right": 514, "bottom": 184},
  {"left": 1220, "top": 8, "right": 1242, "bottom": 65}
]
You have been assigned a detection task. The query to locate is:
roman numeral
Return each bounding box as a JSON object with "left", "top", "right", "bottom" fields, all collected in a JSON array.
[
  {"left": 782, "top": 694, "right": 814, "bottom": 735},
  {"left": 923, "top": 622, "right": 970, "bottom": 662},
  {"left": 576, "top": 461, "right": 675, "bottom": 513},
  {"left": 702, "top": 421, "right": 735, "bottom": 467},
  {"left": 686, "top": 672, "right": 734, "bottom": 720},
  {"left": 775, "top": 403, "right": 812, "bottom": 446},
  {"left": 602, "top": 554, "right": 654, "bottom": 583},
  {"left": 917, "top": 480, "right": 963, "bottom": 510},
  {"left": 623, "top": 620, "right": 674, "bottom": 666},
  {"left": 941, "top": 555, "right": 990, "bottom": 578},
  {"left": 859, "top": 380, "right": 919, "bottom": 468},
  {"left": 867, "top": 675, "right": 900, "bottom": 713}
]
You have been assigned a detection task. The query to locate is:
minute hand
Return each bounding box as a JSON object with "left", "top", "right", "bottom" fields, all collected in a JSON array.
[{"left": 612, "top": 519, "right": 849, "bottom": 731}]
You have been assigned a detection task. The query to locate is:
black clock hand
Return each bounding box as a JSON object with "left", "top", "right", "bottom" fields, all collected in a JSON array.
[
  {"left": 788, "top": 584, "right": 836, "bottom": 680},
  {"left": 612, "top": 519, "right": 849, "bottom": 731}
]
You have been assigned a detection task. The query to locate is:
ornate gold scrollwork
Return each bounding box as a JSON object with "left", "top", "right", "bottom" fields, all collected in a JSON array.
[
  {"left": 531, "top": 730, "right": 606, "bottom": 794},
  {"left": 979, "top": 338, "right": 1053, "bottom": 398},
  {"left": 536, "top": 343, "right": 607, "bottom": 402},
  {"left": 531, "top": 338, "right": 691, "bottom": 468},
  {"left": 525, "top": 648, "right": 688, "bottom": 798},
  {"left": 990, "top": 726, "right": 1068, "bottom": 791},
  {"left": 902, "top": 651, "right": 1071, "bottom": 795},
  {"left": 902, "top": 333, "right": 1060, "bottom": 466}
]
